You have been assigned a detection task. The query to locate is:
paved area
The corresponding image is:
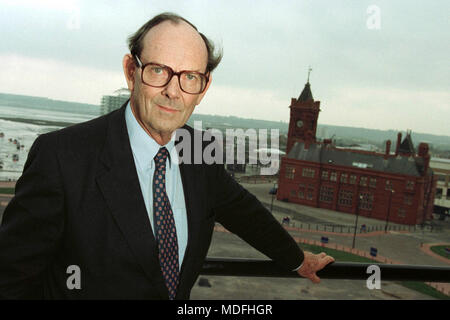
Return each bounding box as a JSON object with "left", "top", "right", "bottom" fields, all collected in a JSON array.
[
  {"left": 0, "top": 181, "right": 16, "bottom": 188},
  {"left": 0, "top": 194, "right": 13, "bottom": 225},
  {"left": 190, "top": 230, "right": 436, "bottom": 300},
  {"left": 191, "top": 182, "right": 450, "bottom": 300},
  {"left": 1, "top": 180, "right": 449, "bottom": 299}
]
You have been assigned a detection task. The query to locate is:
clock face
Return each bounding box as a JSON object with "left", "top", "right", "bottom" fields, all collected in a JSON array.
[{"left": 296, "top": 120, "right": 304, "bottom": 128}]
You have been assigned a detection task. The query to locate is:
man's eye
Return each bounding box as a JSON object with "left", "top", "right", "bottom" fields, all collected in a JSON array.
[
  {"left": 185, "top": 73, "right": 197, "bottom": 81},
  {"left": 151, "top": 67, "right": 163, "bottom": 74}
]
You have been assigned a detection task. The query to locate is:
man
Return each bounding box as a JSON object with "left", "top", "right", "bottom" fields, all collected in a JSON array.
[{"left": 0, "top": 12, "right": 334, "bottom": 299}]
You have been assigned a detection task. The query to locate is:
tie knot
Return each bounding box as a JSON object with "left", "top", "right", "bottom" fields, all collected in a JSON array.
[{"left": 154, "top": 147, "right": 169, "bottom": 168}]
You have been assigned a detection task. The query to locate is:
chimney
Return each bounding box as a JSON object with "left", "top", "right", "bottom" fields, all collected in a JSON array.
[
  {"left": 395, "top": 132, "right": 402, "bottom": 156},
  {"left": 418, "top": 142, "right": 430, "bottom": 175},
  {"left": 423, "top": 154, "right": 430, "bottom": 175},
  {"left": 418, "top": 142, "right": 429, "bottom": 157},
  {"left": 384, "top": 140, "right": 391, "bottom": 159}
]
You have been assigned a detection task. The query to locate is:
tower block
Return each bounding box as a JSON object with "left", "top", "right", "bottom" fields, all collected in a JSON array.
[{"left": 286, "top": 81, "right": 321, "bottom": 153}]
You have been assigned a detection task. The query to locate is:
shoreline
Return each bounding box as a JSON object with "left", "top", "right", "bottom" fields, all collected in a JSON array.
[{"left": 0, "top": 116, "right": 76, "bottom": 128}]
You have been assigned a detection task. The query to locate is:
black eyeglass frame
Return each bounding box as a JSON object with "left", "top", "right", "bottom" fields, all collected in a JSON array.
[{"left": 134, "top": 55, "right": 209, "bottom": 95}]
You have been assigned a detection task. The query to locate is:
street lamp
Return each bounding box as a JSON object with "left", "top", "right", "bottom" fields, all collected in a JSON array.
[
  {"left": 269, "top": 183, "right": 278, "bottom": 214},
  {"left": 352, "top": 194, "right": 363, "bottom": 249},
  {"left": 385, "top": 189, "right": 395, "bottom": 233}
]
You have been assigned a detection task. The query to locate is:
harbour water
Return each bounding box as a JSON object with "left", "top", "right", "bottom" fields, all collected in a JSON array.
[{"left": 0, "top": 104, "right": 97, "bottom": 181}]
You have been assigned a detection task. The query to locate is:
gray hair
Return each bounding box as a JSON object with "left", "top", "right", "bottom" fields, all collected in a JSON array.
[{"left": 127, "top": 12, "right": 223, "bottom": 73}]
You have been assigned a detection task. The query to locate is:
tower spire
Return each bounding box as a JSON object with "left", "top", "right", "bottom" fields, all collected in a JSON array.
[{"left": 298, "top": 66, "right": 314, "bottom": 102}]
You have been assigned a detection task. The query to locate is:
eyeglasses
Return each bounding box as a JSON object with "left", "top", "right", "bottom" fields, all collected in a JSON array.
[{"left": 134, "top": 55, "right": 209, "bottom": 95}]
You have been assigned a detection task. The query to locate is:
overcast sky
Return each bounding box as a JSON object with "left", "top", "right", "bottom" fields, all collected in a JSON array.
[{"left": 0, "top": 0, "right": 449, "bottom": 136}]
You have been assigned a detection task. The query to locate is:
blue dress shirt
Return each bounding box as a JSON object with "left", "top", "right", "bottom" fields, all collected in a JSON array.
[{"left": 125, "top": 102, "right": 188, "bottom": 268}]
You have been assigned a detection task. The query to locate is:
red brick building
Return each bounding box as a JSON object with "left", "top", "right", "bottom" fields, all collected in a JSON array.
[{"left": 277, "top": 81, "right": 436, "bottom": 225}]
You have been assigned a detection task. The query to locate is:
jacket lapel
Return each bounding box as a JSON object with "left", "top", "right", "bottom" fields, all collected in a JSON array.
[
  {"left": 175, "top": 126, "right": 206, "bottom": 296},
  {"left": 95, "top": 103, "right": 168, "bottom": 298}
]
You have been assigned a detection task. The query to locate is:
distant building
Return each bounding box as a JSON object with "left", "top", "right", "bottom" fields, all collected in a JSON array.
[
  {"left": 100, "top": 88, "right": 130, "bottom": 115},
  {"left": 317, "top": 126, "right": 328, "bottom": 140},
  {"left": 277, "top": 81, "right": 436, "bottom": 226},
  {"left": 430, "top": 157, "right": 450, "bottom": 216},
  {"left": 336, "top": 144, "right": 380, "bottom": 152}
]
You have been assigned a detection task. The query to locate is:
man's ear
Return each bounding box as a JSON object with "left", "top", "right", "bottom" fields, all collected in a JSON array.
[
  {"left": 123, "top": 54, "right": 136, "bottom": 92},
  {"left": 195, "top": 73, "right": 213, "bottom": 106}
]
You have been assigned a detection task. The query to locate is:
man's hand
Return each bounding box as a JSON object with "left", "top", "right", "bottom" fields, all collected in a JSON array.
[{"left": 297, "top": 251, "right": 335, "bottom": 283}]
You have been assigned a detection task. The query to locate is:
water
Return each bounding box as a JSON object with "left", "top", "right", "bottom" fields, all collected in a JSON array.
[{"left": 0, "top": 104, "right": 97, "bottom": 181}]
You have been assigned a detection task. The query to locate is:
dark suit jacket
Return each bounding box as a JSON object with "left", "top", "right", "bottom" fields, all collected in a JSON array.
[{"left": 0, "top": 103, "right": 303, "bottom": 299}]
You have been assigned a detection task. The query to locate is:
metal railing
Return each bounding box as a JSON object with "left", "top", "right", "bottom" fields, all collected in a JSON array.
[
  {"left": 277, "top": 220, "right": 442, "bottom": 233},
  {"left": 201, "top": 257, "right": 450, "bottom": 283}
]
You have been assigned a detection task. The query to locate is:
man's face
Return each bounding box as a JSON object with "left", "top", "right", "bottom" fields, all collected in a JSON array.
[{"left": 123, "top": 20, "right": 211, "bottom": 142}]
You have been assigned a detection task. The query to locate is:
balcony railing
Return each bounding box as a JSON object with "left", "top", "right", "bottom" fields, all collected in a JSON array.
[{"left": 201, "top": 257, "right": 450, "bottom": 282}]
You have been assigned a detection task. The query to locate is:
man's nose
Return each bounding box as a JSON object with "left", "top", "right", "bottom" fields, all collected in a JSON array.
[{"left": 162, "top": 74, "right": 182, "bottom": 99}]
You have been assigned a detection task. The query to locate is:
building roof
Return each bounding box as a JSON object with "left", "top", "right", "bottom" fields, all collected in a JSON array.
[
  {"left": 298, "top": 82, "right": 314, "bottom": 102},
  {"left": 287, "top": 141, "right": 429, "bottom": 177},
  {"left": 398, "top": 132, "right": 416, "bottom": 155}
]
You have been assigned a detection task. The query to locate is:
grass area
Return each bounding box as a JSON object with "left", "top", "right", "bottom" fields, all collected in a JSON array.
[
  {"left": 401, "top": 281, "right": 449, "bottom": 300},
  {"left": 0, "top": 187, "right": 14, "bottom": 194},
  {"left": 430, "top": 245, "right": 450, "bottom": 260},
  {"left": 300, "top": 243, "right": 450, "bottom": 300}
]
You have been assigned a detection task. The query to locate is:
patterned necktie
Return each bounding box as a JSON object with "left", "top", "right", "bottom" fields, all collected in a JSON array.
[{"left": 153, "top": 147, "right": 179, "bottom": 300}]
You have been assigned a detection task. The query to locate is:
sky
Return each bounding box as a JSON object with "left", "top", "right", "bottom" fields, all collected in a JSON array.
[{"left": 0, "top": 0, "right": 449, "bottom": 136}]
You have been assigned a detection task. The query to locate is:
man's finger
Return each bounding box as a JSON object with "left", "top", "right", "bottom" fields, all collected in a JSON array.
[
  {"left": 310, "top": 274, "right": 321, "bottom": 283},
  {"left": 318, "top": 255, "right": 335, "bottom": 268}
]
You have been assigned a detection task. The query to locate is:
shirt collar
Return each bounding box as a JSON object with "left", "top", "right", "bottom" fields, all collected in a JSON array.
[{"left": 125, "top": 101, "right": 176, "bottom": 169}]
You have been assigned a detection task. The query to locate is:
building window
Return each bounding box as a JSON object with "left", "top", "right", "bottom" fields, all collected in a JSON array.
[
  {"left": 436, "top": 188, "right": 443, "bottom": 199},
  {"left": 386, "top": 180, "right": 393, "bottom": 191},
  {"left": 319, "top": 186, "right": 334, "bottom": 203},
  {"left": 398, "top": 208, "right": 406, "bottom": 218},
  {"left": 302, "top": 168, "right": 315, "bottom": 178},
  {"left": 406, "top": 180, "right": 415, "bottom": 191},
  {"left": 349, "top": 175, "right": 357, "bottom": 185},
  {"left": 338, "top": 189, "right": 353, "bottom": 207},
  {"left": 360, "top": 176, "right": 368, "bottom": 187},
  {"left": 340, "top": 173, "right": 348, "bottom": 184},
  {"left": 330, "top": 172, "right": 337, "bottom": 182},
  {"left": 285, "top": 166, "right": 295, "bottom": 179},
  {"left": 369, "top": 178, "right": 377, "bottom": 188},
  {"left": 358, "top": 193, "right": 374, "bottom": 210},
  {"left": 404, "top": 195, "right": 413, "bottom": 205},
  {"left": 321, "top": 171, "right": 329, "bottom": 180},
  {"left": 298, "top": 183, "right": 306, "bottom": 199},
  {"left": 306, "top": 185, "right": 315, "bottom": 200}
]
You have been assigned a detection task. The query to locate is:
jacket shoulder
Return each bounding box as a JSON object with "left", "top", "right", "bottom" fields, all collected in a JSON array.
[{"left": 41, "top": 111, "right": 116, "bottom": 148}]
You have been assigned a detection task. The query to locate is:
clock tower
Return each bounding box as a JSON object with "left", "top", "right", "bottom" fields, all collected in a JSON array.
[{"left": 286, "top": 80, "right": 321, "bottom": 153}]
